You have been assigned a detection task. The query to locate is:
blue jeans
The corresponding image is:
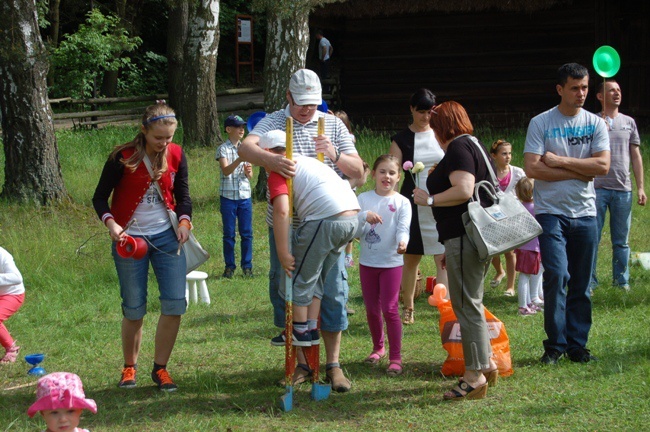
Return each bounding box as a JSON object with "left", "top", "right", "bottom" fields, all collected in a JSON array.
[
  {"left": 112, "top": 227, "right": 187, "bottom": 320},
  {"left": 268, "top": 227, "right": 348, "bottom": 332},
  {"left": 592, "top": 189, "right": 632, "bottom": 287},
  {"left": 537, "top": 214, "right": 597, "bottom": 354},
  {"left": 220, "top": 196, "right": 253, "bottom": 270}
]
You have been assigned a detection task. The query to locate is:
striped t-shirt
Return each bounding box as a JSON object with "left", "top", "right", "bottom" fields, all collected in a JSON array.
[{"left": 250, "top": 106, "right": 358, "bottom": 226}]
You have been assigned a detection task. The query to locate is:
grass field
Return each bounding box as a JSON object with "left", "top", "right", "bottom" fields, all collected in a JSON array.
[{"left": 0, "top": 124, "right": 649, "bottom": 431}]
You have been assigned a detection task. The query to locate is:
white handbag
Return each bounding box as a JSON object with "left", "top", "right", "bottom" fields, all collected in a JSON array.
[
  {"left": 461, "top": 136, "right": 543, "bottom": 262},
  {"left": 164, "top": 207, "right": 210, "bottom": 273},
  {"left": 143, "top": 157, "right": 209, "bottom": 273}
]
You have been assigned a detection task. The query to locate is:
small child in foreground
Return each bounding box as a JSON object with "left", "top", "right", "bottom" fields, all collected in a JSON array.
[
  {"left": 27, "top": 372, "right": 97, "bottom": 432},
  {"left": 514, "top": 177, "right": 544, "bottom": 316}
]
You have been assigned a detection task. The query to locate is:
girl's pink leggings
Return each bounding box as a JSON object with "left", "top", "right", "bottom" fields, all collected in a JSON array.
[
  {"left": 0, "top": 293, "right": 24, "bottom": 349},
  {"left": 359, "top": 264, "right": 403, "bottom": 362}
]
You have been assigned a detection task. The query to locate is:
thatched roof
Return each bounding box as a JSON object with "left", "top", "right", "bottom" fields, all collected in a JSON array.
[{"left": 313, "top": 0, "right": 567, "bottom": 17}]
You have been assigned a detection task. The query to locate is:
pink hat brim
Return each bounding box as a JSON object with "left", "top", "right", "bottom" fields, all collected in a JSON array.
[{"left": 27, "top": 395, "right": 97, "bottom": 417}]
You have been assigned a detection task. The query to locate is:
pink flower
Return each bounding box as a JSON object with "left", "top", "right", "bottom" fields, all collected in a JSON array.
[{"left": 403, "top": 160, "right": 423, "bottom": 189}]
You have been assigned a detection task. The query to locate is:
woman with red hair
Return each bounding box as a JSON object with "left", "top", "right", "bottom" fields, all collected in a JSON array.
[{"left": 413, "top": 101, "right": 498, "bottom": 400}]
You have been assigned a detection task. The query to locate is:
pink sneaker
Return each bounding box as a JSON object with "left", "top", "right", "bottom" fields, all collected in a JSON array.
[
  {"left": 518, "top": 307, "right": 536, "bottom": 316},
  {"left": 528, "top": 302, "right": 543, "bottom": 312},
  {"left": 0, "top": 342, "right": 20, "bottom": 363}
]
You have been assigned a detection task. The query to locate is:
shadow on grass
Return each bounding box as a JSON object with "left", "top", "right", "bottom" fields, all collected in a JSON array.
[{"left": 0, "top": 363, "right": 461, "bottom": 429}]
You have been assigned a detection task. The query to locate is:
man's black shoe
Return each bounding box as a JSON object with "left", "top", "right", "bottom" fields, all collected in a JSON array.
[
  {"left": 540, "top": 349, "right": 563, "bottom": 365},
  {"left": 567, "top": 347, "right": 598, "bottom": 363}
]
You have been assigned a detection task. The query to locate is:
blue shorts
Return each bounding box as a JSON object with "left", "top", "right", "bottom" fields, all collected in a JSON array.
[
  {"left": 270, "top": 227, "right": 349, "bottom": 332},
  {"left": 112, "top": 227, "right": 187, "bottom": 320}
]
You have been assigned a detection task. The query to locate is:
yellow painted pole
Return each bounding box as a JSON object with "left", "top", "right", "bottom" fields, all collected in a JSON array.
[
  {"left": 282, "top": 116, "right": 295, "bottom": 410},
  {"left": 316, "top": 117, "right": 325, "bottom": 162}
]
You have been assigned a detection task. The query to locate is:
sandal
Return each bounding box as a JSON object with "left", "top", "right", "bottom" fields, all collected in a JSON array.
[
  {"left": 276, "top": 364, "right": 312, "bottom": 387},
  {"left": 386, "top": 361, "right": 403, "bottom": 377},
  {"left": 402, "top": 308, "right": 414, "bottom": 325},
  {"left": 326, "top": 366, "right": 351, "bottom": 393},
  {"left": 484, "top": 369, "right": 499, "bottom": 387},
  {"left": 443, "top": 380, "right": 488, "bottom": 401},
  {"left": 459, "top": 368, "right": 498, "bottom": 387},
  {"left": 364, "top": 351, "right": 386, "bottom": 365},
  {"left": 0, "top": 342, "right": 20, "bottom": 364},
  {"left": 490, "top": 275, "right": 505, "bottom": 288},
  {"left": 503, "top": 289, "right": 515, "bottom": 297}
]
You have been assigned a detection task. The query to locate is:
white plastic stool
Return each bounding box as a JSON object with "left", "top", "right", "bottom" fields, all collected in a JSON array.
[{"left": 186, "top": 271, "right": 210, "bottom": 305}]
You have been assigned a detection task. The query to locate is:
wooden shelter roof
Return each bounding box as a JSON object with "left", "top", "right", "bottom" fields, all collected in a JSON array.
[{"left": 313, "top": 0, "right": 566, "bottom": 17}]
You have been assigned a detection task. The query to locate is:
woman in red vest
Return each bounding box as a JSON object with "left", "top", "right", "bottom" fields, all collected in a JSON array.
[{"left": 93, "top": 101, "right": 192, "bottom": 393}]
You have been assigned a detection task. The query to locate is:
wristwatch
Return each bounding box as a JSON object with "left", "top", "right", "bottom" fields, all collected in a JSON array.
[
  {"left": 427, "top": 195, "right": 435, "bottom": 207},
  {"left": 333, "top": 147, "right": 341, "bottom": 163}
]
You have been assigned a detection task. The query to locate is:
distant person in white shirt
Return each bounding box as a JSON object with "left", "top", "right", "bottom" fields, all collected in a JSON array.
[{"left": 315, "top": 29, "right": 333, "bottom": 92}]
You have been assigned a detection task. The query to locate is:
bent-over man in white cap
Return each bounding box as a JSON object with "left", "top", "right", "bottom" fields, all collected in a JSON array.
[{"left": 239, "top": 69, "right": 364, "bottom": 392}]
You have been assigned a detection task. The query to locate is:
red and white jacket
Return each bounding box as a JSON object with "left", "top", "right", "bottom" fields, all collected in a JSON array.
[{"left": 92, "top": 143, "right": 191, "bottom": 228}]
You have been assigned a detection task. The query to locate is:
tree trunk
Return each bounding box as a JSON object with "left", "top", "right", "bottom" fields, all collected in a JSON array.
[
  {"left": 167, "top": 0, "right": 189, "bottom": 118},
  {"left": 181, "top": 0, "right": 221, "bottom": 148},
  {"left": 253, "top": 6, "right": 310, "bottom": 200},
  {"left": 49, "top": 0, "right": 61, "bottom": 47},
  {"left": 0, "top": 0, "right": 67, "bottom": 204},
  {"left": 46, "top": 0, "right": 61, "bottom": 87},
  {"left": 100, "top": 70, "right": 119, "bottom": 97},
  {"left": 262, "top": 7, "right": 310, "bottom": 111},
  {"left": 100, "top": 0, "right": 145, "bottom": 98}
]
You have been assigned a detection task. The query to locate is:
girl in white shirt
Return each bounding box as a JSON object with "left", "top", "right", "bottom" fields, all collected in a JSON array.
[
  {"left": 489, "top": 139, "right": 526, "bottom": 295},
  {"left": 357, "top": 155, "right": 412, "bottom": 376},
  {"left": 0, "top": 246, "right": 25, "bottom": 363}
]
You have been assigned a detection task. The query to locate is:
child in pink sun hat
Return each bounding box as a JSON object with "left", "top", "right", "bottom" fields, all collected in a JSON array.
[{"left": 27, "top": 372, "right": 97, "bottom": 432}]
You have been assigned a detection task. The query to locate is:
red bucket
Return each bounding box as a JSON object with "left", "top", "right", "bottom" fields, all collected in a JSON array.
[{"left": 425, "top": 276, "right": 437, "bottom": 294}]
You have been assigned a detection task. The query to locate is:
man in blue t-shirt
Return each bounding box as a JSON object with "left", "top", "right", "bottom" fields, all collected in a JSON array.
[{"left": 524, "top": 63, "right": 610, "bottom": 365}]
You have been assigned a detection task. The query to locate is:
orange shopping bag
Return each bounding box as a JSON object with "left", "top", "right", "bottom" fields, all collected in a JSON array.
[{"left": 429, "top": 284, "right": 513, "bottom": 377}]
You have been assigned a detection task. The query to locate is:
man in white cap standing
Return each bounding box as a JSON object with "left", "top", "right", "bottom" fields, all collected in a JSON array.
[{"left": 240, "top": 69, "right": 364, "bottom": 392}]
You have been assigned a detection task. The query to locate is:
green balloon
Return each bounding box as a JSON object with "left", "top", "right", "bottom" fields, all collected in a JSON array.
[{"left": 593, "top": 45, "right": 621, "bottom": 78}]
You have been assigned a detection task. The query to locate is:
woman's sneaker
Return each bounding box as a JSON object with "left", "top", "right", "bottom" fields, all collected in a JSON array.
[
  {"left": 152, "top": 368, "right": 177, "bottom": 392},
  {"left": 518, "top": 306, "right": 536, "bottom": 316},
  {"left": 118, "top": 366, "right": 137, "bottom": 388}
]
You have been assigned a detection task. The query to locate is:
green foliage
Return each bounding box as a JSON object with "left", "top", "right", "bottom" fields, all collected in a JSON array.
[
  {"left": 50, "top": 9, "right": 142, "bottom": 99},
  {"left": 36, "top": 0, "right": 50, "bottom": 29},
  {"left": 116, "top": 51, "right": 168, "bottom": 97}
]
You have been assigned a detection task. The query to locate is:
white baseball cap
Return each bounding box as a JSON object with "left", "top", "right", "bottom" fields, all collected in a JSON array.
[
  {"left": 289, "top": 69, "right": 322, "bottom": 106},
  {"left": 259, "top": 130, "right": 287, "bottom": 150}
]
